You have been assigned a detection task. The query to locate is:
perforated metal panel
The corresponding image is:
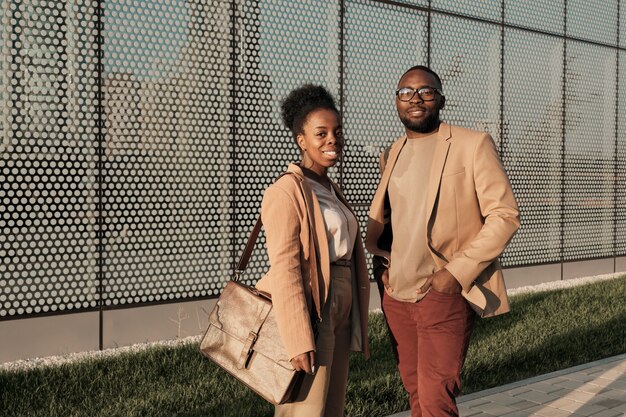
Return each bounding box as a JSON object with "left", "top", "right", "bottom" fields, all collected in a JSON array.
[
  {"left": 563, "top": 42, "right": 617, "bottom": 261},
  {"left": 621, "top": 1, "right": 626, "bottom": 49},
  {"left": 2, "top": 0, "right": 626, "bottom": 320},
  {"left": 617, "top": 51, "right": 626, "bottom": 256},
  {"left": 342, "top": 0, "right": 427, "bottom": 205},
  {"left": 0, "top": 0, "right": 99, "bottom": 317},
  {"left": 101, "top": 0, "right": 233, "bottom": 306},
  {"left": 567, "top": 0, "right": 618, "bottom": 46},
  {"left": 431, "top": 0, "right": 501, "bottom": 21},
  {"left": 393, "top": 0, "right": 428, "bottom": 7},
  {"left": 500, "top": 29, "right": 564, "bottom": 266},
  {"left": 431, "top": 13, "right": 502, "bottom": 141},
  {"left": 504, "top": 0, "right": 564, "bottom": 35}
]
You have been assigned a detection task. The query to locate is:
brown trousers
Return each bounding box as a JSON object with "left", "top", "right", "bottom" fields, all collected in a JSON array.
[
  {"left": 382, "top": 290, "right": 475, "bottom": 417},
  {"left": 275, "top": 264, "right": 353, "bottom": 417}
]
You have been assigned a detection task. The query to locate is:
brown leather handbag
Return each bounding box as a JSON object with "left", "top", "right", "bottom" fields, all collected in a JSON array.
[{"left": 199, "top": 216, "right": 304, "bottom": 405}]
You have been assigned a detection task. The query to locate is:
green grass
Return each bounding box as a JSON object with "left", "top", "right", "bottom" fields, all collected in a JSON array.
[{"left": 1, "top": 277, "right": 625, "bottom": 417}]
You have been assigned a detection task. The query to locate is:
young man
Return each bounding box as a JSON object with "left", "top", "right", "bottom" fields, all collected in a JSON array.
[{"left": 366, "top": 66, "right": 520, "bottom": 417}]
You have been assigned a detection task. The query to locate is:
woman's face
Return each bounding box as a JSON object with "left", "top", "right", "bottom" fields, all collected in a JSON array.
[{"left": 297, "top": 108, "right": 343, "bottom": 176}]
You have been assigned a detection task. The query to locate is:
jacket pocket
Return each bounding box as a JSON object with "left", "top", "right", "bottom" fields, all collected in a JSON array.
[{"left": 442, "top": 167, "right": 465, "bottom": 177}]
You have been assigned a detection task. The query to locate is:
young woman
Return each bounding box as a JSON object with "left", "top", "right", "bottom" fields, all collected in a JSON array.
[{"left": 255, "top": 85, "right": 370, "bottom": 417}]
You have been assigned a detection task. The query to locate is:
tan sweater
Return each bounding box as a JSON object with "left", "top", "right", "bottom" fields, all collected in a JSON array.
[{"left": 387, "top": 133, "right": 438, "bottom": 301}]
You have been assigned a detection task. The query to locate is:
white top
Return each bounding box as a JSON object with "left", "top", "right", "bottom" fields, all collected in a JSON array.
[{"left": 306, "top": 178, "right": 358, "bottom": 262}]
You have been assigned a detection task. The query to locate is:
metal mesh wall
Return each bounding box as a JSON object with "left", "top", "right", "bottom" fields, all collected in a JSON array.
[
  {"left": 622, "top": 3, "right": 626, "bottom": 49},
  {"left": 101, "top": 0, "right": 233, "bottom": 306},
  {"left": 505, "top": 0, "right": 564, "bottom": 35},
  {"left": 431, "top": 13, "right": 502, "bottom": 140},
  {"left": 618, "top": 51, "right": 626, "bottom": 254},
  {"left": 563, "top": 41, "right": 616, "bottom": 261},
  {"left": 0, "top": 0, "right": 99, "bottom": 317},
  {"left": 1, "top": 0, "right": 625, "bottom": 319},
  {"left": 501, "top": 29, "right": 564, "bottom": 266},
  {"left": 567, "top": 0, "right": 618, "bottom": 45},
  {"left": 432, "top": 0, "right": 501, "bottom": 21},
  {"left": 342, "top": 0, "right": 427, "bottom": 205}
]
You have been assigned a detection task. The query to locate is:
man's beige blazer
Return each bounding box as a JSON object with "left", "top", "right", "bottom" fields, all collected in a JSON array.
[
  {"left": 256, "top": 164, "right": 370, "bottom": 360},
  {"left": 366, "top": 123, "right": 520, "bottom": 317}
]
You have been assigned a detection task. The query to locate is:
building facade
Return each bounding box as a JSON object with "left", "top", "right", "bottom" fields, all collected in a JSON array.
[{"left": 1, "top": 0, "right": 625, "bottom": 361}]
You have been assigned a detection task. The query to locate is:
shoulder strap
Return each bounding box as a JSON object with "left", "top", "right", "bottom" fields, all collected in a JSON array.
[{"left": 234, "top": 216, "right": 262, "bottom": 279}]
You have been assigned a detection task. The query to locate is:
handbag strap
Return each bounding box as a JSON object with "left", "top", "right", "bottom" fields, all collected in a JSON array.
[{"left": 234, "top": 215, "right": 262, "bottom": 280}]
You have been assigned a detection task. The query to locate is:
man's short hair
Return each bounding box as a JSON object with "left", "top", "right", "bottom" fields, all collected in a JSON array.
[{"left": 400, "top": 65, "right": 443, "bottom": 88}]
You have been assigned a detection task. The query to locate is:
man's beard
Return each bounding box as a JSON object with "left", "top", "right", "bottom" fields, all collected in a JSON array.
[{"left": 400, "top": 111, "right": 440, "bottom": 134}]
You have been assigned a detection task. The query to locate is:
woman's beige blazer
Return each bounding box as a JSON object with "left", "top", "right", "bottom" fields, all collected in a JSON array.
[
  {"left": 366, "top": 123, "right": 520, "bottom": 317},
  {"left": 256, "top": 164, "right": 370, "bottom": 360}
]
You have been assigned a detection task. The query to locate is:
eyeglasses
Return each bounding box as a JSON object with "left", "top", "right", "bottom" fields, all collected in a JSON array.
[{"left": 395, "top": 86, "right": 441, "bottom": 102}]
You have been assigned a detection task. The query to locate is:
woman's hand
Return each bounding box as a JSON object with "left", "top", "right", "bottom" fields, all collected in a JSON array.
[{"left": 290, "top": 351, "right": 316, "bottom": 374}]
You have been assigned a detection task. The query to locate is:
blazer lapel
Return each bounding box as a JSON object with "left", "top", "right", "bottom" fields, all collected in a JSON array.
[
  {"left": 423, "top": 123, "right": 452, "bottom": 269},
  {"left": 425, "top": 123, "right": 452, "bottom": 221},
  {"left": 285, "top": 164, "right": 329, "bottom": 316},
  {"left": 308, "top": 186, "right": 331, "bottom": 301},
  {"left": 292, "top": 166, "right": 331, "bottom": 304}
]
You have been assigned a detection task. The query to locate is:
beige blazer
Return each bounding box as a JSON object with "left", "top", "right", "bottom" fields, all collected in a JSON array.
[
  {"left": 366, "top": 123, "right": 520, "bottom": 317},
  {"left": 256, "top": 164, "right": 370, "bottom": 360}
]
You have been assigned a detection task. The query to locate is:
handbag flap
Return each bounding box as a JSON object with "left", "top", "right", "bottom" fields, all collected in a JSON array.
[
  {"left": 207, "top": 281, "right": 291, "bottom": 367},
  {"left": 210, "top": 280, "right": 270, "bottom": 329}
]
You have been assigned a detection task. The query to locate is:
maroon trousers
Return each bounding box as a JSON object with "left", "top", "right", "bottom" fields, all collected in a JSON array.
[{"left": 382, "top": 290, "right": 475, "bottom": 417}]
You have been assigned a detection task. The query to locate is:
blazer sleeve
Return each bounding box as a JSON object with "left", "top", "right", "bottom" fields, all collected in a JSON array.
[
  {"left": 444, "top": 134, "right": 521, "bottom": 289},
  {"left": 261, "top": 184, "right": 316, "bottom": 360},
  {"left": 372, "top": 147, "right": 394, "bottom": 274}
]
